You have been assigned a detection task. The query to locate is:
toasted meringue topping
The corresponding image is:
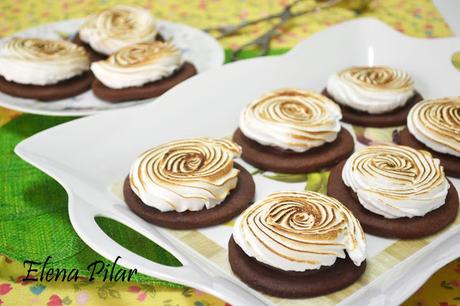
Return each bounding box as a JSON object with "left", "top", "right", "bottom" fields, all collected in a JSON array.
[
  {"left": 407, "top": 97, "right": 460, "bottom": 157},
  {"left": 79, "top": 5, "right": 157, "bottom": 55},
  {"left": 91, "top": 41, "right": 183, "bottom": 89},
  {"left": 0, "top": 38, "right": 89, "bottom": 85},
  {"left": 239, "top": 89, "right": 342, "bottom": 152},
  {"left": 233, "top": 191, "right": 366, "bottom": 271},
  {"left": 326, "top": 66, "right": 415, "bottom": 114},
  {"left": 342, "top": 145, "right": 449, "bottom": 218},
  {"left": 129, "top": 138, "right": 241, "bottom": 212}
]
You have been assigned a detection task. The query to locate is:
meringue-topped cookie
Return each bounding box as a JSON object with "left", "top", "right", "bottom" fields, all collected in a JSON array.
[
  {"left": 229, "top": 191, "right": 367, "bottom": 298},
  {"left": 327, "top": 66, "right": 415, "bottom": 114},
  {"left": 240, "top": 89, "right": 342, "bottom": 152},
  {"left": 124, "top": 138, "right": 255, "bottom": 229},
  {"left": 79, "top": 5, "right": 157, "bottom": 55},
  {"left": 407, "top": 97, "right": 460, "bottom": 158},
  {"left": 342, "top": 145, "right": 449, "bottom": 219},
  {"left": 91, "top": 41, "right": 183, "bottom": 89},
  {"left": 233, "top": 89, "right": 355, "bottom": 173},
  {"left": 0, "top": 38, "right": 89, "bottom": 86}
]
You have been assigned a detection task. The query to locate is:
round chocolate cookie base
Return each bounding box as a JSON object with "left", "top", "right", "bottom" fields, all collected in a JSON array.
[
  {"left": 228, "top": 236, "right": 366, "bottom": 298},
  {"left": 123, "top": 163, "right": 255, "bottom": 229},
  {"left": 327, "top": 161, "right": 459, "bottom": 239},
  {"left": 0, "top": 72, "right": 93, "bottom": 101},
  {"left": 322, "top": 89, "right": 424, "bottom": 127},
  {"left": 92, "top": 62, "right": 197, "bottom": 103},
  {"left": 232, "top": 128, "right": 354, "bottom": 174},
  {"left": 72, "top": 33, "right": 165, "bottom": 62},
  {"left": 394, "top": 127, "right": 460, "bottom": 178}
]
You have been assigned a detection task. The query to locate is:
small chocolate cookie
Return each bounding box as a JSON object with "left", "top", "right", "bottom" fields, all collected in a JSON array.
[
  {"left": 233, "top": 128, "right": 354, "bottom": 174},
  {"left": 0, "top": 72, "right": 93, "bottom": 101},
  {"left": 72, "top": 33, "right": 165, "bottom": 62},
  {"left": 327, "top": 161, "right": 459, "bottom": 239},
  {"left": 228, "top": 236, "right": 366, "bottom": 298},
  {"left": 322, "top": 89, "right": 424, "bottom": 127},
  {"left": 394, "top": 127, "right": 460, "bottom": 178},
  {"left": 92, "top": 62, "right": 197, "bottom": 103},
  {"left": 123, "top": 163, "right": 255, "bottom": 229}
]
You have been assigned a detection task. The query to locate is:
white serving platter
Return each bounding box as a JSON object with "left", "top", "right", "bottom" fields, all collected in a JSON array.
[
  {"left": 0, "top": 18, "right": 224, "bottom": 116},
  {"left": 15, "top": 18, "right": 460, "bottom": 306}
]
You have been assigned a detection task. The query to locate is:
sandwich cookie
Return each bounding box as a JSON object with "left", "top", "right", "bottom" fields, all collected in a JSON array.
[
  {"left": 92, "top": 41, "right": 197, "bottom": 102},
  {"left": 75, "top": 5, "right": 163, "bottom": 61},
  {"left": 323, "top": 66, "right": 423, "bottom": 127},
  {"left": 328, "top": 145, "right": 458, "bottom": 238},
  {"left": 395, "top": 97, "right": 460, "bottom": 177},
  {"left": 233, "top": 89, "right": 354, "bottom": 173},
  {"left": 124, "top": 138, "right": 255, "bottom": 229},
  {"left": 229, "top": 191, "right": 366, "bottom": 298},
  {"left": 0, "top": 38, "right": 92, "bottom": 101}
]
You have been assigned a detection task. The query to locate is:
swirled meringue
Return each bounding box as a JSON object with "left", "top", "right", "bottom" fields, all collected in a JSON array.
[
  {"left": 79, "top": 5, "right": 157, "bottom": 55},
  {"left": 239, "top": 89, "right": 342, "bottom": 152},
  {"left": 129, "top": 138, "right": 242, "bottom": 212},
  {"left": 407, "top": 97, "right": 460, "bottom": 157},
  {"left": 91, "top": 41, "right": 183, "bottom": 89},
  {"left": 326, "top": 66, "right": 415, "bottom": 114},
  {"left": 233, "top": 191, "right": 366, "bottom": 271},
  {"left": 0, "top": 38, "right": 89, "bottom": 85},
  {"left": 342, "top": 145, "right": 449, "bottom": 219}
]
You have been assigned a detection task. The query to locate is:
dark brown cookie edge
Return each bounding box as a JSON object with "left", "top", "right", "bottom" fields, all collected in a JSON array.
[{"left": 123, "top": 163, "right": 255, "bottom": 229}]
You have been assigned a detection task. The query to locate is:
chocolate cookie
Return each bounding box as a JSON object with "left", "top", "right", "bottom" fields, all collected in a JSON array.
[
  {"left": 394, "top": 127, "right": 460, "bottom": 178},
  {"left": 327, "top": 161, "right": 459, "bottom": 239},
  {"left": 92, "top": 62, "right": 197, "bottom": 103},
  {"left": 123, "top": 163, "right": 255, "bottom": 229},
  {"left": 72, "top": 33, "right": 165, "bottom": 62},
  {"left": 228, "top": 236, "right": 366, "bottom": 298},
  {"left": 322, "top": 89, "right": 424, "bottom": 127},
  {"left": 233, "top": 128, "right": 354, "bottom": 174},
  {"left": 0, "top": 72, "right": 93, "bottom": 101}
]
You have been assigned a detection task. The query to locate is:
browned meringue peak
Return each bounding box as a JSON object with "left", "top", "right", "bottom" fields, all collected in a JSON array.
[
  {"left": 106, "top": 41, "right": 181, "bottom": 67},
  {"left": 408, "top": 97, "right": 460, "bottom": 157},
  {"left": 233, "top": 191, "right": 366, "bottom": 270},
  {"left": 338, "top": 66, "right": 413, "bottom": 92},
  {"left": 4, "top": 38, "right": 87, "bottom": 60}
]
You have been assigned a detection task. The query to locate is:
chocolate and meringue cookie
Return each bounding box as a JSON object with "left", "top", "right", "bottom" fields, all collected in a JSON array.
[
  {"left": 123, "top": 138, "right": 255, "bottom": 229},
  {"left": 233, "top": 89, "right": 354, "bottom": 173},
  {"left": 91, "top": 41, "right": 197, "bottom": 102},
  {"left": 0, "top": 38, "right": 92, "bottom": 101},
  {"left": 328, "top": 145, "right": 459, "bottom": 238},
  {"left": 229, "top": 191, "right": 366, "bottom": 298},
  {"left": 395, "top": 97, "right": 460, "bottom": 177},
  {"left": 75, "top": 5, "right": 162, "bottom": 61},
  {"left": 323, "top": 66, "right": 423, "bottom": 127}
]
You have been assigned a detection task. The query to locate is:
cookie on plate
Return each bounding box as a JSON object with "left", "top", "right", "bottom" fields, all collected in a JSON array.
[
  {"left": 0, "top": 38, "right": 92, "bottom": 101},
  {"left": 233, "top": 89, "right": 354, "bottom": 173},
  {"left": 123, "top": 138, "right": 255, "bottom": 229},
  {"left": 323, "top": 66, "right": 423, "bottom": 127},
  {"left": 91, "top": 41, "right": 197, "bottom": 102},
  {"left": 394, "top": 97, "right": 460, "bottom": 178},
  {"left": 75, "top": 5, "right": 163, "bottom": 61},
  {"left": 328, "top": 145, "right": 459, "bottom": 239},
  {"left": 229, "top": 191, "right": 367, "bottom": 298}
]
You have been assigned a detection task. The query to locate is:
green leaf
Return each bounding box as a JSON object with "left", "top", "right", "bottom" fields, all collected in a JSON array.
[
  {"left": 305, "top": 171, "right": 330, "bottom": 195},
  {"left": 263, "top": 172, "right": 308, "bottom": 183}
]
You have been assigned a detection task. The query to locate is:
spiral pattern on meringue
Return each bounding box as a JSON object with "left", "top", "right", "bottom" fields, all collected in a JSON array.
[
  {"left": 239, "top": 89, "right": 342, "bottom": 152},
  {"left": 79, "top": 5, "right": 157, "bottom": 55},
  {"left": 129, "top": 138, "right": 242, "bottom": 212},
  {"left": 91, "top": 41, "right": 183, "bottom": 89},
  {"left": 0, "top": 38, "right": 89, "bottom": 85},
  {"left": 407, "top": 97, "right": 460, "bottom": 157},
  {"left": 326, "top": 66, "right": 415, "bottom": 114},
  {"left": 233, "top": 191, "right": 366, "bottom": 271},
  {"left": 342, "top": 145, "right": 449, "bottom": 219}
]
